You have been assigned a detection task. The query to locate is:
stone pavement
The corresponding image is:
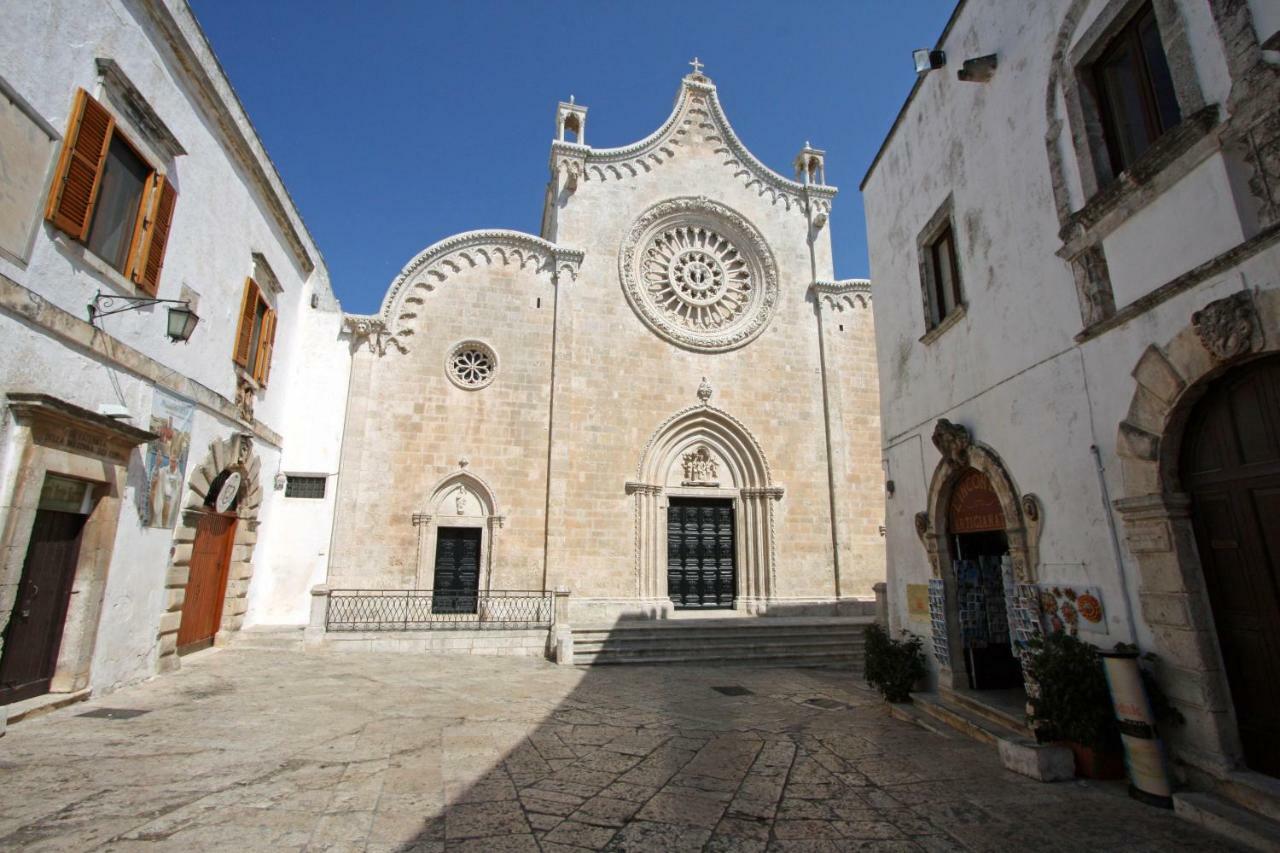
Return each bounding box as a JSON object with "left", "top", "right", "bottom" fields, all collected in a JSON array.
[{"left": 0, "top": 648, "right": 1238, "bottom": 852}]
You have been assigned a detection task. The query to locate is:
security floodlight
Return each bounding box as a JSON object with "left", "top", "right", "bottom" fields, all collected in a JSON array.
[{"left": 913, "top": 49, "right": 947, "bottom": 74}]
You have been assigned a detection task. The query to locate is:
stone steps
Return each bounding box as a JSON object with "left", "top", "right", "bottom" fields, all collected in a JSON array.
[
  {"left": 1173, "top": 792, "right": 1280, "bottom": 852},
  {"left": 228, "top": 625, "right": 306, "bottom": 651},
  {"left": 571, "top": 617, "right": 871, "bottom": 668},
  {"left": 906, "top": 690, "right": 1033, "bottom": 745}
]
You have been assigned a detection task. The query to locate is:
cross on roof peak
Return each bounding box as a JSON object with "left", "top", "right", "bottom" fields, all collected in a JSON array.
[{"left": 688, "top": 57, "right": 705, "bottom": 75}]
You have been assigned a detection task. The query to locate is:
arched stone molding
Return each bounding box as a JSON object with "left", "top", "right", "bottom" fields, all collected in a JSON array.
[
  {"left": 1112, "top": 287, "right": 1276, "bottom": 776},
  {"left": 415, "top": 466, "right": 505, "bottom": 594},
  {"left": 811, "top": 279, "right": 872, "bottom": 312},
  {"left": 554, "top": 73, "right": 837, "bottom": 218},
  {"left": 627, "top": 401, "right": 783, "bottom": 614},
  {"left": 915, "top": 419, "right": 1043, "bottom": 689},
  {"left": 158, "top": 432, "right": 263, "bottom": 672},
  {"left": 374, "top": 230, "right": 585, "bottom": 351}
]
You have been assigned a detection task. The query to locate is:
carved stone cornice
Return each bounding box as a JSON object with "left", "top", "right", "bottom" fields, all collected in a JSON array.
[
  {"left": 552, "top": 74, "right": 836, "bottom": 217},
  {"left": 624, "top": 481, "right": 664, "bottom": 496},
  {"left": 7, "top": 393, "right": 156, "bottom": 464},
  {"left": 342, "top": 315, "right": 398, "bottom": 356},
  {"left": 1191, "top": 290, "right": 1263, "bottom": 361},
  {"left": 810, "top": 279, "right": 872, "bottom": 312},
  {"left": 740, "top": 486, "right": 785, "bottom": 500}
]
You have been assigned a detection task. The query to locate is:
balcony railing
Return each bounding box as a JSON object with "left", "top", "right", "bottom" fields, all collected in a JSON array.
[{"left": 325, "top": 589, "right": 554, "bottom": 631}]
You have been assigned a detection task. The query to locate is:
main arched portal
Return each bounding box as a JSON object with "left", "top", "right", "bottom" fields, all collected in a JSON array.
[{"left": 627, "top": 402, "right": 783, "bottom": 615}]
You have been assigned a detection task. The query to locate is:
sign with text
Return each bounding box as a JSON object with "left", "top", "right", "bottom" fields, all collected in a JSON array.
[{"left": 948, "top": 468, "right": 1005, "bottom": 534}]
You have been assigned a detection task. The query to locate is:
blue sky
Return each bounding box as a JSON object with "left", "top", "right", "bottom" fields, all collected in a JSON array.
[{"left": 189, "top": 1, "right": 955, "bottom": 314}]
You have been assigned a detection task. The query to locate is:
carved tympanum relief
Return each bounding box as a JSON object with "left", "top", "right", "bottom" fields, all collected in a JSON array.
[
  {"left": 620, "top": 197, "right": 778, "bottom": 352},
  {"left": 681, "top": 445, "right": 720, "bottom": 486},
  {"left": 446, "top": 340, "right": 497, "bottom": 389}
]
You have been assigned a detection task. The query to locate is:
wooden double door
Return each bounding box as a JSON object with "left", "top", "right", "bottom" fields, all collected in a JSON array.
[
  {"left": 1182, "top": 355, "right": 1280, "bottom": 778},
  {"left": 177, "top": 512, "right": 238, "bottom": 654},
  {"left": 0, "top": 510, "right": 87, "bottom": 704},
  {"left": 432, "top": 527, "right": 481, "bottom": 614},
  {"left": 667, "top": 498, "right": 735, "bottom": 609}
]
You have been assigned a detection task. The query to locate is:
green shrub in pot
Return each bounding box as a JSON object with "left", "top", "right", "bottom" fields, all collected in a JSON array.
[
  {"left": 1025, "top": 631, "right": 1122, "bottom": 774},
  {"left": 864, "top": 624, "right": 927, "bottom": 703}
]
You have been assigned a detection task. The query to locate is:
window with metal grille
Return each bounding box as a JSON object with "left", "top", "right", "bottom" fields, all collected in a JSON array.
[{"left": 285, "top": 475, "right": 326, "bottom": 499}]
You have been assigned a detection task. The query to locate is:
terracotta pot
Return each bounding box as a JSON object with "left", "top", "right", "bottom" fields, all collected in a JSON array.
[{"left": 1066, "top": 741, "right": 1125, "bottom": 780}]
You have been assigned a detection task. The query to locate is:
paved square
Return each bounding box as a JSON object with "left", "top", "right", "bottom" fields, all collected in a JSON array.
[{"left": 0, "top": 649, "right": 1238, "bottom": 851}]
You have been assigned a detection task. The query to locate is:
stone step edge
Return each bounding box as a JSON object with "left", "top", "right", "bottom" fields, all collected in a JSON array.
[
  {"left": 574, "top": 617, "right": 874, "bottom": 632},
  {"left": 577, "top": 650, "right": 864, "bottom": 665},
  {"left": 937, "top": 684, "right": 1030, "bottom": 734},
  {"left": 572, "top": 629, "right": 869, "bottom": 642},
  {"left": 910, "top": 692, "right": 1032, "bottom": 745},
  {"left": 574, "top": 636, "right": 866, "bottom": 649},
  {"left": 1173, "top": 792, "right": 1280, "bottom": 852}
]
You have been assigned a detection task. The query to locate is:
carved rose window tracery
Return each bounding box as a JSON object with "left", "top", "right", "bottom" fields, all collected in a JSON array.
[
  {"left": 620, "top": 197, "right": 778, "bottom": 352},
  {"left": 446, "top": 341, "right": 497, "bottom": 389}
]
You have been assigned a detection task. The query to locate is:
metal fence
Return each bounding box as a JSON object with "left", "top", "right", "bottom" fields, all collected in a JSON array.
[{"left": 325, "top": 590, "right": 554, "bottom": 631}]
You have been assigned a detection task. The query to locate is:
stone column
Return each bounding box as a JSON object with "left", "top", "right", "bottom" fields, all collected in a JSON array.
[
  {"left": 305, "top": 585, "right": 330, "bottom": 646},
  {"left": 873, "top": 582, "right": 888, "bottom": 627},
  {"left": 625, "top": 482, "right": 664, "bottom": 600},
  {"left": 552, "top": 587, "right": 573, "bottom": 665}
]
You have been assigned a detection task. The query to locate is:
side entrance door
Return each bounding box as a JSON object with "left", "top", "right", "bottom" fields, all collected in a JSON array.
[
  {"left": 177, "top": 512, "right": 238, "bottom": 654},
  {"left": 1182, "top": 355, "right": 1280, "bottom": 778},
  {"left": 0, "top": 510, "right": 87, "bottom": 704},
  {"left": 667, "top": 498, "right": 735, "bottom": 609},
  {"left": 432, "top": 527, "right": 481, "bottom": 614}
]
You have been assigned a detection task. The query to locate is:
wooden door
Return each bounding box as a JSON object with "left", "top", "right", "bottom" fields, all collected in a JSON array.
[
  {"left": 431, "top": 527, "right": 481, "bottom": 614},
  {"left": 177, "top": 512, "right": 237, "bottom": 654},
  {"left": 1182, "top": 356, "right": 1280, "bottom": 778},
  {"left": 0, "top": 511, "right": 87, "bottom": 704},
  {"left": 667, "top": 498, "right": 735, "bottom": 609}
]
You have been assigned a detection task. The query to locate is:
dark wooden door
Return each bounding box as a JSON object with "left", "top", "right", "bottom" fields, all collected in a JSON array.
[
  {"left": 667, "top": 498, "right": 735, "bottom": 609},
  {"left": 432, "top": 527, "right": 481, "bottom": 614},
  {"left": 0, "top": 510, "right": 87, "bottom": 704},
  {"left": 177, "top": 513, "right": 237, "bottom": 654},
  {"left": 1182, "top": 355, "right": 1280, "bottom": 778}
]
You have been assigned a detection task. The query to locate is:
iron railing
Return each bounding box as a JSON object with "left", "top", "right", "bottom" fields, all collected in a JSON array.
[{"left": 325, "top": 589, "right": 553, "bottom": 631}]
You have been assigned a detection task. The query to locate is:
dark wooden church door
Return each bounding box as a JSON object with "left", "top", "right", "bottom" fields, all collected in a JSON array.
[
  {"left": 667, "top": 498, "right": 735, "bottom": 609},
  {"left": 432, "top": 527, "right": 481, "bottom": 614},
  {"left": 0, "top": 510, "right": 87, "bottom": 704},
  {"left": 1182, "top": 355, "right": 1280, "bottom": 778}
]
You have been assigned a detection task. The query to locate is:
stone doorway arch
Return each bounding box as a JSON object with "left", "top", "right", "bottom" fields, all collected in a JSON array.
[
  {"left": 916, "top": 419, "right": 1043, "bottom": 689},
  {"left": 415, "top": 465, "right": 504, "bottom": 594},
  {"left": 1113, "top": 288, "right": 1279, "bottom": 778},
  {"left": 159, "top": 433, "right": 263, "bottom": 672},
  {"left": 628, "top": 396, "right": 783, "bottom": 615}
]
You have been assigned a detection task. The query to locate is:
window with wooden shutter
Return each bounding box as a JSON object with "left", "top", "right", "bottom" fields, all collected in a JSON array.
[
  {"left": 231, "top": 277, "right": 278, "bottom": 387},
  {"left": 45, "top": 89, "right": 178, "bottom": 290}
]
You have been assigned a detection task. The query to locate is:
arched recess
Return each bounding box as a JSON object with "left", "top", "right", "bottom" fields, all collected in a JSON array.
[
  {"left": 158, "top": 433, "right": 264, "bottom": 672},
  {"left": 627, "top": 401, "right": 783, "bottom": 614},
  {"left": 1113, "top": 287, "right": 1278, "bottom": 776},
  {"left": 415, "top": 467, "right": 504, "bottom": 594},
  {"left": 915, "top": 419, "right": 1044, "bottom": 689}
]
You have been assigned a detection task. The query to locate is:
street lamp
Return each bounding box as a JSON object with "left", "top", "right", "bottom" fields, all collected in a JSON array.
[
  {"left": 913, "top": 49, "right": 946, "bottom": 74},
  {"left": 87, "top": 291, "right": 200, "bottom": 342}
]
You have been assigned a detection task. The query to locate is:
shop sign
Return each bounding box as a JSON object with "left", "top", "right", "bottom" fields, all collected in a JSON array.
[{"left": 948, "top": 468, "right": 1004, "bottom": 533}]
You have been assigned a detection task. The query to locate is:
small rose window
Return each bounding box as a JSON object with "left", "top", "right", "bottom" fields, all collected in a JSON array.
[{"left": 445, "top": 341, "right": 497, "bottom": 389}]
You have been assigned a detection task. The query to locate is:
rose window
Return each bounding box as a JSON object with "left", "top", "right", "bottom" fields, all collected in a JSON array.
[
  {"left": 445, "top": 341, "right": 497, "bottom": 389},
  {"left": 620, "top": 198, "right": 777, "bottom": 352}
]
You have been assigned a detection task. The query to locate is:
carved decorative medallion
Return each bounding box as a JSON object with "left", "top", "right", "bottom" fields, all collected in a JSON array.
[
  {"left": 931, "top": 418, "right": 971, "bottom": 467},
  {"left": 445, "top": 341, "right": 497, "bottom": 389},
  {"left": 620, "top": 197, "right": 777, "bottom": 352},
  {"left": 1192, "top": 291, "right": 1262, "bottom": 361}
]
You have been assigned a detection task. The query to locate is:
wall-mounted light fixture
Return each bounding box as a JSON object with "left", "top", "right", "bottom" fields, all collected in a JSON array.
[
  {"left": 913, "top": 49, "right": 946, "bottom": 74},
  {"left": 87, "top": 291, "right": 200, "bottom": 342}
]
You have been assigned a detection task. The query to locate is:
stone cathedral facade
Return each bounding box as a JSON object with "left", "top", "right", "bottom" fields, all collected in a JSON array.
[{"left": 328, "top": 68, "right": 883, "bottom": 623}]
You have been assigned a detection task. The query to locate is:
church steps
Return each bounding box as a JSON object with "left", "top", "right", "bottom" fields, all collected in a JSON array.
[{"left": 569, "top": 616, "right": 870, "bottom": 668}]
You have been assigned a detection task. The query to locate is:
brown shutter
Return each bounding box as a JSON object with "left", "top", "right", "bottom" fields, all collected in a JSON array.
[
  {"left": 45, "top": 89, "right": 114, "bottom": 239},
  {"left": 232, "top": 279, "right": 259, "bottom": 368},
  {"left": 130, "top": 175, "right": 177, "bottom": 295},
  {"left": 255, "top": 309, "right": 277, "bottom": 386}
]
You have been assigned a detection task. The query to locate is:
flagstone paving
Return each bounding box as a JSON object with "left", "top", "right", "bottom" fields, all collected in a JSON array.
[{"left": 0, "top": 648, "right": 1239, "bottom": 851}]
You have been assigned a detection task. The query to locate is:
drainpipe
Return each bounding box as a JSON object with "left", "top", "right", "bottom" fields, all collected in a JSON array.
[{"left": 1091, "top": 444, "right": 1138, "bottom": 644}]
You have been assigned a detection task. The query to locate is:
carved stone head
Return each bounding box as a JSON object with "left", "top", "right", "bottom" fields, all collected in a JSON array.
[{"left": 931, "top": 418, "right": 971, "bottom": 467}]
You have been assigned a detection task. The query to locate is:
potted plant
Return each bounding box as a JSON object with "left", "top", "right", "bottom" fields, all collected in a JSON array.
[
  {"left": 1024, "top": 631, "right": 1123, "bottom": 778},
  {"left": 864, "top": 624, "right": 927, "bottom": 703}
]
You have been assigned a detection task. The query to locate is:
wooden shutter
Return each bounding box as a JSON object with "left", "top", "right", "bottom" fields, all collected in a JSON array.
[
  {"left": 255, "top": 309, "right": 277, "bottom": 386},
  {"left": 130, "top": 175, "right": 178, "bottom": 295},
  {"left": 232, "top": 279, "right": 260, "bottom": 368},
  {"left": 45, "top": 89, "right": 114, "bottom": 239}
]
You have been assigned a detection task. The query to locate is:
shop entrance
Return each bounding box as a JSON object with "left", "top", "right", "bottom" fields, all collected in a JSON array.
[{"left": 948, "top": 468, "right": 1023, "bottom": 692}]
